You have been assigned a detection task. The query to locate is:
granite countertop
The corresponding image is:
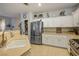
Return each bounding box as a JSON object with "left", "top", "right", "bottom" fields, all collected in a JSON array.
[
  {"left": 42, "top": 32, "right": 79, "bottom": 39},
  {"left": 0, "top": 35, "right": 31, "bottom": 56},
  {"left": 43, "top": 31, "right": 74, "bottom": 34}
]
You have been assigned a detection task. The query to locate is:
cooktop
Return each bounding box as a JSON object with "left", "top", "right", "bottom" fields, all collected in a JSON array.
[{"left": 72, "top": 39, "right": 79, "bottom": 44}]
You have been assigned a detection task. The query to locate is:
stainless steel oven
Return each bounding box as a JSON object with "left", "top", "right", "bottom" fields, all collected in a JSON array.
[{"left": 69, "top": 39, "right": 79, "bottom": 56}]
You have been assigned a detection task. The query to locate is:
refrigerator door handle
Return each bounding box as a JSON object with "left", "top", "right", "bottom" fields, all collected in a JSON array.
[{"left": 42, "top": 22, "right": 44, "bottom": 33}]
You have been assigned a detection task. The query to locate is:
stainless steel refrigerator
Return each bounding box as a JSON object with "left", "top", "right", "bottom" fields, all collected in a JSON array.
[{"left": 30, "top": 20, "right": 43, "bottom": 44}]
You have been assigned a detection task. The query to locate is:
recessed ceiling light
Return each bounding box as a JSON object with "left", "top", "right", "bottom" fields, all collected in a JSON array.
[{"left": 38, "top": 3, "right": 42, "bottom": 7}]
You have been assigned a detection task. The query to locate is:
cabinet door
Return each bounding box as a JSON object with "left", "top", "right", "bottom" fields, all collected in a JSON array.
[
  {"left": 42, "top": 34, "right": 49, "bottom": 44},
  {"left": 56, "top": 35, "right": 69, "bottom": 48},
  {"left": 57, "top": 38, "right": 66, "bottom": 48},
  {"left": 43, "top": 18, "right": 61, "bottom": 27},
  {"left": 42, "top": 19, "right": 48, "bottom": 27},
  {"left": 42, "top": 34, "right": 57, "bottom": 45},
  {"left": 47, "top": 35, "right": 58, "bottom": 46},
  {"left": 73, "top": 8, "right": 79, "bottom": 27},
  {"left": 60, "top": 16, "right": 74, "bottom": 27},
  {"left": 73, "top": 14, "right": 79, "bottom": 27}
]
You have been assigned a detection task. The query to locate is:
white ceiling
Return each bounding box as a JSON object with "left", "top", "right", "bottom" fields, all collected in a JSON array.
[{"left": 0, "top": 3, "right": 77, "bottom": 17}]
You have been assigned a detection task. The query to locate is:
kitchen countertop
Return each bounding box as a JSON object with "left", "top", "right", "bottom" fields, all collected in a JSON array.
[
  {"left": 42, "top": 32, "right": 79, "bottom": 39},
  {"left": 0, "top": 35, "right": 31, "bottom": 56}
]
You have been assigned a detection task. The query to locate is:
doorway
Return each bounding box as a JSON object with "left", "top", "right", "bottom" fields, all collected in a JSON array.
[{"left": 24, "top": 20, "right": 28, "bottom": 35}]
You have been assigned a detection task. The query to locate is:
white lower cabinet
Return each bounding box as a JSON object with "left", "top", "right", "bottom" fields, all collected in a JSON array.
[
  {"left": 57, "top": 37, "right": 68, "bottom": 48},
  {"left": 42, "top": 34, "right": 69, "bottom": 48}
]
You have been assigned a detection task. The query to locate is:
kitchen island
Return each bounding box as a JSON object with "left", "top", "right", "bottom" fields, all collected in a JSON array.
[{"left": 0, "top": 31, "right": 31, "bottom": 56}]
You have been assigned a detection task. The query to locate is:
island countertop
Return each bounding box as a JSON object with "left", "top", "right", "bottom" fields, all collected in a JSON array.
[{"left": 0, "top": 35, "right": 31, "bottom": 56}]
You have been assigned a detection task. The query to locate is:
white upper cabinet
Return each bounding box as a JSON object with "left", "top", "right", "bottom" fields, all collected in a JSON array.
[
  {"left": 42, "top": 16, "right": 74, "bottom": 27},
  {"left": 73, "top": 8, "right": 79, "bottom": 27},
  {"left": 60, "top": 16, "right": 74, "bottom": 27}
]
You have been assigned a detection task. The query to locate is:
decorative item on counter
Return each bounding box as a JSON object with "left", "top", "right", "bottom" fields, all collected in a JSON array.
[
  {"left": 7, "top": 24, "right": 11, "bottom": 27},
  {"left": 34, "top": 14, "right": 38, "bottom": 18},
  {"left": 59, "top": 10, "right": 65, "bottom": 16},
  {"left": 38, "top": 14, "right": 43, "bottom": 18},
  {"left": 6, "top": 24, "right": 15, "bottom": 30}
]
